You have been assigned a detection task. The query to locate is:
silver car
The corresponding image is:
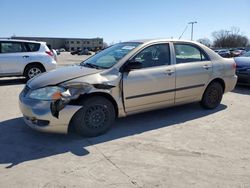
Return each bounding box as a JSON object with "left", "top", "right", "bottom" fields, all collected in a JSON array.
[{"left": 19, "top": 39, "right": 237, "bottom": 137}]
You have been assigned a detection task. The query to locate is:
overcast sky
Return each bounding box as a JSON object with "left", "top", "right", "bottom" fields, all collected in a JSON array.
[{"left": 0, "top": 0, "right": 249, "bottom": 43}]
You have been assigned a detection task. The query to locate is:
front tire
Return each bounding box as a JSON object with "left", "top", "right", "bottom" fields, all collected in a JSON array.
[
  {"left": 72, "top": 96, "right": 115, "bottom": 137},
  {"left": 200, "top": 82, "right": 223, "bottom": 109}
]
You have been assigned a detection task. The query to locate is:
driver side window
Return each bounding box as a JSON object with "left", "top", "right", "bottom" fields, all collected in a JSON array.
[{"left": 132, "top": 44, "right": 170, "bottom": 68}]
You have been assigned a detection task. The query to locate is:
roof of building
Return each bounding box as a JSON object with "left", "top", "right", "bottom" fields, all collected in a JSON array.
[{"left": 11, "top": 36, "right": 103, "bottom": 40}]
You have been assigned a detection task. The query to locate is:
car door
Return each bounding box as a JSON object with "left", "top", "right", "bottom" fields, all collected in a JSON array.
[
  {"left": 173, "top": 43, "right": 212, "bottom": 103},
  {"left": 123, "top": 43, "right": 176, "bottom": 114},
  {"left": 0, "top": 41, "right": 27, "bottom": 75}
]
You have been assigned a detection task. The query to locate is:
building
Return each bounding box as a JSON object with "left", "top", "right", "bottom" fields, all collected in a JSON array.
[
  {"left": 64, "top": 38, "right": 103, "bottom": 51},
  {"left": 11, "top": 36, "right": 103, "bottom": 51}
]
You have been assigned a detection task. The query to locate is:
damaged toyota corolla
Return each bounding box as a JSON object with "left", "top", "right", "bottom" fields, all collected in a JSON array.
[{"left": 19, "top": 39, "right": 237, "bottom": 137}]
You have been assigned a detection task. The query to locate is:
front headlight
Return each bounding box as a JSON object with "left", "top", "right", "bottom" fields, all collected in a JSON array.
[{"left": 28, "top": 86, "right": 66, "bottom": 100}]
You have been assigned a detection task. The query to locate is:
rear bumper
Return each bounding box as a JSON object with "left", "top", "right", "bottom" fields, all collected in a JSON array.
[
  {"left": 44, "top": 60, "right": 57, "bottom": 72},
  {"left": 224, "top": 75, "right": 238, "bottom": 93}
]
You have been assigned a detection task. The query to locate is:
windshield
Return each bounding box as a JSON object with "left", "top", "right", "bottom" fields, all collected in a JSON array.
[
  {"left": 242, "top": 51, "right": 250, "bottom": 57},
  {"left": 80, "top": 42, "right": 141, "bottom": 69}
]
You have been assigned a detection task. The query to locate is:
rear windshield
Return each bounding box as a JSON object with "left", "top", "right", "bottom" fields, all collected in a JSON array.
[{"left": 25, "top": 42, "right": 40, "bottom": 52}]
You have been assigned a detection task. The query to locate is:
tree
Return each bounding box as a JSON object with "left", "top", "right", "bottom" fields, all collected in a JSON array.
[
  {"left": 212, "top": 27, "right": 249, "bottom": 48},
  {"left": 197, "top": 38, "right": 212, "bottom": 47}
]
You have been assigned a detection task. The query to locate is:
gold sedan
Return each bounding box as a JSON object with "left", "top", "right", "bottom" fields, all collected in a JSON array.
[{"left": 19, "top": 39, "right": 237, "bottom": 137}]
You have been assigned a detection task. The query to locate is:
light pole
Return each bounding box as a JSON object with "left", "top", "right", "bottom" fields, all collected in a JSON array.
[{"left": 188, "top": 21, "right": 197, "bottom": 41}]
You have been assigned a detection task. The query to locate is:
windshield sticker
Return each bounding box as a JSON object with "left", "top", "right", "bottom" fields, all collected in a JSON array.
[{"left": 122, "top": 46, "right": 136, "bottom": 50}]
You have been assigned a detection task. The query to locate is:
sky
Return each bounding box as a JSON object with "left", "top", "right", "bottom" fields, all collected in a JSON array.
[{"left": 0, "top": 0, "right": 249, "bottom": 44}]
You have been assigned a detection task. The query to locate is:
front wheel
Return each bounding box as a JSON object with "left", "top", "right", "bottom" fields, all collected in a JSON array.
[
  {"left": 200, "top": 82, "right": 223, "bottom": 109},
  {"left": 71, "top": 96, "right": 115, "bottom": 137}
]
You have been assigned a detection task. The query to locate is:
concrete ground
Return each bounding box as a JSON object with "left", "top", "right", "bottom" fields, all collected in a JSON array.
[
  {"left": 57, "top": 52, "right": 92, "bottom": 66},
  {"left": 0, "top": 54, "right": 250, "bottom": 187}
]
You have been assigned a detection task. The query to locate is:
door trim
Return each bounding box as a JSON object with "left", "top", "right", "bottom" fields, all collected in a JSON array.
[{"left": 126, "top": 84, "right": 205, "bottom": 99}]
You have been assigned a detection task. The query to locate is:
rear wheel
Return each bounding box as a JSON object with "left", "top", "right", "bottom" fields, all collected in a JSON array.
[
  {"left": 200, "top": 82, "right": 223, "bottom": 109},
  {"left": 71, "top": 96, "right": 115, "bottom": 137},
  {"left": 24, "top": 64, "right": 45, "bottom": 80}
]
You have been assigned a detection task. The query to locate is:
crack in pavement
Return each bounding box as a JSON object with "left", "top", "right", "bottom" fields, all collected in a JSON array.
[{"left": 86, "top": 139, "right": 142, "bottom": 188}]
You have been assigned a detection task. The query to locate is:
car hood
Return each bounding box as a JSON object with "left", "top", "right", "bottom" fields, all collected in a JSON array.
[
  {"left": 234, "top": 57, "right": 250, "bottom": 67},
  {"left": 27, "top": 65, "right": 102, "bottom": 89}
]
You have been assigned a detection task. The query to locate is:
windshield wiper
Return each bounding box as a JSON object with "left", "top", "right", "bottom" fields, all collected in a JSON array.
[{"left": 83, "top": 63, "right": 103, "bottom": 69}]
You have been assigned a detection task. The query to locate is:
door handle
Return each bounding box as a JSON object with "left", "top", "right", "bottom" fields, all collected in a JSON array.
[
  {"left": 23, "top": 55, "right": 29, "bottom": 58},
  {"left": 164, "top": 69, "right": 175, "bottom": 75},
  {"left": 203, "top": 65, "right": 212, "bottom": 70}
]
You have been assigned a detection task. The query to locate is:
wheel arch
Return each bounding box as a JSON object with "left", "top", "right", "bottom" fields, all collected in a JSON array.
[
  {"left": 67, "top": 91, "right": 119, "bottom": 133},
  {"left": 207, "top": 78, "right": 225, "bottom": 93},
  {"left": 82, "top": 92, "right": 119, "bottom": 117},
  {"left": 23, "top": 62, "right": 46, "bottom": 75}
]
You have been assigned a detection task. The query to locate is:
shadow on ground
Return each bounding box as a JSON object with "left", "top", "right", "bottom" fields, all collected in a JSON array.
[
  {"left": 0, "top": 103, "right": 227, "bottom": 169},
  {"left": 0, "top": 78, "right": 26, "bottom": 86},
  {"left": 232, "top": 85, "right": 250, "bottom": 95}
]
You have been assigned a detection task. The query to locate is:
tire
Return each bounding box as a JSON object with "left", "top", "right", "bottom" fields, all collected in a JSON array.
[
  {"left": 24, "top": 64, "right": 45, "bottom": 80},
  {"left": 200, "top": 82, "right": 223, "bottom": 109},
  {"left": 71, "top": 96, "right": 115, "bottom": 137}
]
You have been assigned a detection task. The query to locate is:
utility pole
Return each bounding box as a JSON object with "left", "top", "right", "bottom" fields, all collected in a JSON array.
[{"left": 188, "top": 21, "right": 197, "bottom": 41}]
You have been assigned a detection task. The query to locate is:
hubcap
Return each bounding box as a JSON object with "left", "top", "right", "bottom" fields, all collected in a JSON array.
[
  {"left": 28, "top": 67, "right": 42, "bottom": 78},
  {"left": 208, "top": 87, "right": 219, "bottom": 104},
  {"left": 84, "top": 105, "right": 108, "bottom": 129}
]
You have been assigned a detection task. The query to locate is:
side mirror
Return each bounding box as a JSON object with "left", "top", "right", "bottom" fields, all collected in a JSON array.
[{"left": 122, "top": 59, "right": 142, "bottom": 72}]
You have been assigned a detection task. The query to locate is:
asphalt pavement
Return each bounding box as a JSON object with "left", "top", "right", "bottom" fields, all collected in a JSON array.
[{"left": 0, "top": 53, "right": 250, "bottom": 188}]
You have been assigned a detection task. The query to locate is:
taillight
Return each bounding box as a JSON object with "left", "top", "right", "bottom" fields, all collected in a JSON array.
[
  {"left": 232, "top": 62, "right": 236, "bottom": 69},
  {"left": 45, "top": 51, "right": 53, "bottom": 57}
]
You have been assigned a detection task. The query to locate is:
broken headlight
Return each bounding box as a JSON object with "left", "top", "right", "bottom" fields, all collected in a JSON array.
[{"left": 28, "top": 86, "right": 67, "bottom": 101}]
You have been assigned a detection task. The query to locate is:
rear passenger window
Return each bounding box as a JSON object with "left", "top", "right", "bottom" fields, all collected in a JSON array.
[
  {"left": 174, "top": 44, "right": 208, "bottom": 64},
  {"left": 0, "top": 42, "right": 25, "bottom": 53},
  {"left": 26, "top": 43, "right": 40, "bottom": 52}
]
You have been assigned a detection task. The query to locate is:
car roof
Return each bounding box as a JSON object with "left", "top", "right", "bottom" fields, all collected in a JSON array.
[
  {"left": 125, "top": 38, "right": 223, "bottom": 61},
  {"left": 0, "top": 38, "right": 44, "bottom": 44},
  {"left": 127, "top": 38, "right": 202, "bottom": 45}
]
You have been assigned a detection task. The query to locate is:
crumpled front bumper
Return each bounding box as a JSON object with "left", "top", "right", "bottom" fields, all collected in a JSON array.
[{"left": 19, "top": 92, "right": 81, "bottom": 134}]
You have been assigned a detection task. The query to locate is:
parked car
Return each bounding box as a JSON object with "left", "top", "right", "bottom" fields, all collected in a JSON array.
[
  {"left": 47, "top": 45, "right": 58, "bottom": 61},
  {"left": 59, "top": 48, "right": 65, "bottom": 52},
  {"left": 241, "top": 51, "right": 250, "bottom": 57},
  {"left": 55, "top": 49, "right": 60, "bottom": 55},
  {"left": 214, "top": 49, "right": 231, "bottom": 58},
  {"left": 78, "top": 48, "right": 91, "bottom": 55},
  {"left": 52, "top": 49, "right": 58, "bottom": 61},
  {"left": 70, "top": 49, "right": 81, "bottom": 55},
  {"left": 234, "top": 53, "right": 250, "bottom": 84},
  {"left": 0, "top": 39, "right": 57, "bottom": 80},
  {"left": 19, "top": 39, "right": 237, "bottom": 137},
  {"left": 231, "top": 49, "right": 246, "bottom": 57}
]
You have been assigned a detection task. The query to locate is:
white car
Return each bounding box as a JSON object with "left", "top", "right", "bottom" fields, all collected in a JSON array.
[{"left": 0, "top": 39, "right": 57, "bottom": 80}]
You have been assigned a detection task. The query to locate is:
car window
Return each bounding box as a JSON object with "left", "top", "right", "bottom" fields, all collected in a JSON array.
[
  {"left": 25, "top": 43, "right": 40, "bottom": 52},
  {"left": 81, "top": 42, "right": 141, "bottom": 69},
  {"left": 174, "top": 44, "right": 208, "bottom": 64},
  {"left": 0, "top": 42, "right": 26, "bottom": 53},
  {"left": 132, "top": 44, "right": 171, "bottom": 68},
  {"left": 242, "top": 51, "right": 250, "bottom": 57}
]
